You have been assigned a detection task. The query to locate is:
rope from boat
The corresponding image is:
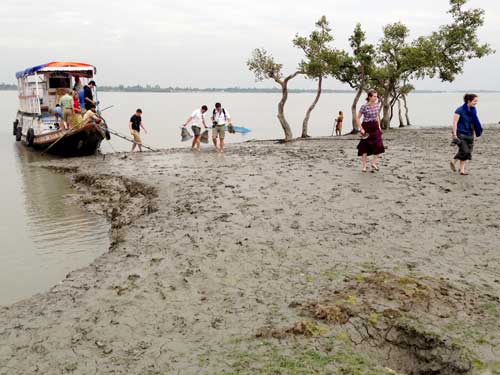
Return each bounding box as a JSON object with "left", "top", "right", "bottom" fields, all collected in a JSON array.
[{"left": 98, "top": 126, "right": 158, "bottom": 152}]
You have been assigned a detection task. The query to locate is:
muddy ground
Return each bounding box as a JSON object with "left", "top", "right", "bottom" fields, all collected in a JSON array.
[{"left": 1, "top": 127, "right": 499, "bottom": 375}]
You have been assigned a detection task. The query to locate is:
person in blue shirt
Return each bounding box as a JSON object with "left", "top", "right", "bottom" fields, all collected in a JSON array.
[{"left": 450, "top": 93, "right": 482, "bottom": 175}]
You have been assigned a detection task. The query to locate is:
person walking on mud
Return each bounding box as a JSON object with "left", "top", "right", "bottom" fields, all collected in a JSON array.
[
  {"left": 450, "top": 94, "right": 483, "bottom": 175},
  {"left": 182, "top": 105, "right": 208, "bottom": 151},
  {"left": 212, "top": 102, "right": 232, "bottom": 153},
  {"left": 356, "top": 90, "right": 385, "bottom": 172},
  {"left": 129, "top": 109, "right": 147, "bottom": 152}
]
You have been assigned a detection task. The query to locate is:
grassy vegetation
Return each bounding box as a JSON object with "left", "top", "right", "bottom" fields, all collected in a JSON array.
[{"left": 214, "top": 339, "right": 404, "bottom": 375}]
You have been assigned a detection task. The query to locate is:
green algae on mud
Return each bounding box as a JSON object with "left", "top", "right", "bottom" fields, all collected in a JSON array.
[
  {"left": 236, "top": 271, "right": 500, "bottom": 375},
  {"left": 215, "top": 339, "right": 403, "bottom": 375}
]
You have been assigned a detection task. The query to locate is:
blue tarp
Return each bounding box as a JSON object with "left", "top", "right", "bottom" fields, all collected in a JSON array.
[{"left": 15, "top": 64, "right": 48, "bottom": 79}]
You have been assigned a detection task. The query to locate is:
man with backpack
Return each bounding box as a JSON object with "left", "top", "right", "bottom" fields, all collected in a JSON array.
[{"left": 211, "top": 102, "right": 233, "bottom": 153}]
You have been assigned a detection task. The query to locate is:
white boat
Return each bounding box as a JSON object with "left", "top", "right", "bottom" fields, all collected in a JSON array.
[{"left": 12, "top": 61, "right": 109, "bottom": 157}]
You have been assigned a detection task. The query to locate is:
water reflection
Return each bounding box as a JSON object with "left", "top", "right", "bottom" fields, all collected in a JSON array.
[{"left": 0, "top": 143, "right": 109, "bottom": 306}]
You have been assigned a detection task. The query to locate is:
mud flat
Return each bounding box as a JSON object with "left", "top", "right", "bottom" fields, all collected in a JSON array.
[{"left": 1, "top": 127, "right": 499, "bottom": 375}]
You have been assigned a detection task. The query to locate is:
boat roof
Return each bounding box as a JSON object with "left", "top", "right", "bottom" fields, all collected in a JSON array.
[{"left": 16, "top": 62, "right": 96, "bottom": 79}]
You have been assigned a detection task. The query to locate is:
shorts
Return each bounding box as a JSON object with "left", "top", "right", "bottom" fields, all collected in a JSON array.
[
  {"left": 63, "top": 108, "right": 73, "bottom": 124},
  {"left": 191, "top": 125, "right": 201, "bottom": 136},
  {"left": 212, "top": 124, "right": 225, "bottom": 139},
  {"left": 131, "top": 129, "right": 142, "bottom": 144}
]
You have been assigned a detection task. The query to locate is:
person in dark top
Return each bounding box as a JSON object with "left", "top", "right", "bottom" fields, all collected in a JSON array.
[
  {"left": 128, "top": 109, "right": 147, "bottom": 152},
  {"left": 450, "top": 93, "right": 483, "bottom": 175},
  {"left": 84, "top": 81, "right": 97, "bottom": 110}
]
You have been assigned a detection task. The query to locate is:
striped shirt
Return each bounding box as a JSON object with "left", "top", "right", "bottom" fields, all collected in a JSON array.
[{"left": 360, "top": 102, "right": 380, "bottom": 122}]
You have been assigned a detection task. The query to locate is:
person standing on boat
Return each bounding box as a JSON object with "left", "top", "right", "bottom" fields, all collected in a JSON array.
[
  {"left": 83, "top": 81, "right": 97, "bottom": 111},
  {"left": 72, "top": 91, "right": 83, "bottom": 127},
  {"left": 59, "top": 90, "right": 74, "bottom": 130},
  {"left": 182, "top": 105, "right": 208, "bottom": 151},
  {"left": 212, "top": 102, "right": 232, "bottom": 153},
  {"left": 129, "top": 109, "right": 147, "bottom": 152},
  {"left": 356, "top": 90, "right": 385, "bottom": 172}
]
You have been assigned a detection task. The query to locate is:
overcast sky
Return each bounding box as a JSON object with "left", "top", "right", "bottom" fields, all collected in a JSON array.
[{"left": 1, "top": 0, "right": 499, "bottom": 90}]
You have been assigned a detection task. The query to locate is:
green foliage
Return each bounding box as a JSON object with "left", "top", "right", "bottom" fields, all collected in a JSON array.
[
  {"left": 426, "top": 0, "right": 494, "bottom": 81},
  {"left": 372, "top": 0, "right": 492, "bottom": 128},
  {"left": 246, "top": 48, "right": 284, "bottom": 83},
  {"left": 335, "top": 23, "right": 376, "bottom": 89},
  {"left": 293, "top": 16, "right": 347, "bottom": 80}
]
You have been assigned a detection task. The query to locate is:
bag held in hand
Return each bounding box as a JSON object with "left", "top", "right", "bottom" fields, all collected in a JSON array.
[
  {"left": 200, "top": 129, "right": 209, "bottom": 144},
  {"left": 181, "top": 127, "right": 193, "bottom": 142}
]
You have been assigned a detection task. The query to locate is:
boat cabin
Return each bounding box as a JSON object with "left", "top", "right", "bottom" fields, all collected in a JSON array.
[
  {"left": 13, "top": 62, "right": 108, "bottom": 157},
  {"left": 15, "top": 61, "right": 97, "bottom": 135}
]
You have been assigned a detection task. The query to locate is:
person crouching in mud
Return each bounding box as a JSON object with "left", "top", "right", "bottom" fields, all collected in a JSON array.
[
  {"left": 182, "top": 105, "right": 208, "bottom": 151},
  {"left": 450, "top": 94, "right": 483, "bottom": 175}
]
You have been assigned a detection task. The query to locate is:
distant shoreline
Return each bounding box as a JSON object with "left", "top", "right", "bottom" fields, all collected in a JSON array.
[{"left": 1, "top": 85, "right": 499, "bottom": 94}]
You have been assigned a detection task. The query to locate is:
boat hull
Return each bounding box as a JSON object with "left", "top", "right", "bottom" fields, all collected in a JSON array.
[{"left": 20, "top": 123, "right": 105, "bottom": 157}]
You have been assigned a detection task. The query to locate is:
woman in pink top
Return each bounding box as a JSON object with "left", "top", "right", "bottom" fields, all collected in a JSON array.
[{"left": 356, "top": 90, "right": 385, "bottom": 172}]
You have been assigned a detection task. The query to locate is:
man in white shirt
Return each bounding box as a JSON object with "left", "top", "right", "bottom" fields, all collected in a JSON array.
[
  {"left": 212, "top": 102, "right": 232, "bottom": 153},
  {"left": 183, "top": 105, "right": 208, "bottom": 151}
]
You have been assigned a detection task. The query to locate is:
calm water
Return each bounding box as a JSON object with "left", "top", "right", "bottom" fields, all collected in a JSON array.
[
  {"left": 93, "top": 91, "right": 500, "bottom": 152},
  {"left": 1, "top": 90, "right": 499, "bottom": 305},
  {"left": 0, "top": 91, "right": 109, "bottom": 306}
]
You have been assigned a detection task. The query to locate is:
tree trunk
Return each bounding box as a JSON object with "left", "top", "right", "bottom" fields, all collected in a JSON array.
[
  {"left": 350, "top": 65, "right": 365, "bottom": 134},
  {"left": 301, "top": 76, "right": 322, "bottom": 138},
  {"left": 402, "top": 94, "right": 411, "bottom": 126},
  {"left": 389, "top": 91, "right": 399, "bottom": 123},
  {"left": 397, "top": 99, "right": 405, "bottom": 127},
  {"left": 276, "top": 71, "right": 301, "bottom": 142},
  {"left": 381, "top": 93, "right": 391, "bottom": 130}
]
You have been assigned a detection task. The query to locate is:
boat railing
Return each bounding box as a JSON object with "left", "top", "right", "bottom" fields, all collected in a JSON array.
[
  {"left": 18, "top": 95, "right": 41, "bottom": 115},
  {"left": 17, "top": 75, "right": 42, "bottom": 115}
]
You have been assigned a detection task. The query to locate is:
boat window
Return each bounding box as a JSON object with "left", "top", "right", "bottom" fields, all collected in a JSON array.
[{"left": 48, "top": 77, "right": 71, "bottom": 89}]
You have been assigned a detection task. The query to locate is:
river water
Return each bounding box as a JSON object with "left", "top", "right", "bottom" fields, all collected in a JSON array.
[
  {"left": 94, "top": 91, "right": 500, "bottom": 152},
  {"left": 1, "top": 90, "right": 498, "bottom": 305},
  {"left": 0, "top": 91, "right": 109, "bottom": 305}
]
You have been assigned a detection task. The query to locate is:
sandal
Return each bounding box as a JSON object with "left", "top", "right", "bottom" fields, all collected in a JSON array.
[
  {"left": 371, "top": 165, "right": 379, "bottom": 171},
  {"left": 460, "top": 172, "right": 468, "bottom": 176},
  {"left": 362, "top": 168, "right": 367, "bottom": 173}
]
